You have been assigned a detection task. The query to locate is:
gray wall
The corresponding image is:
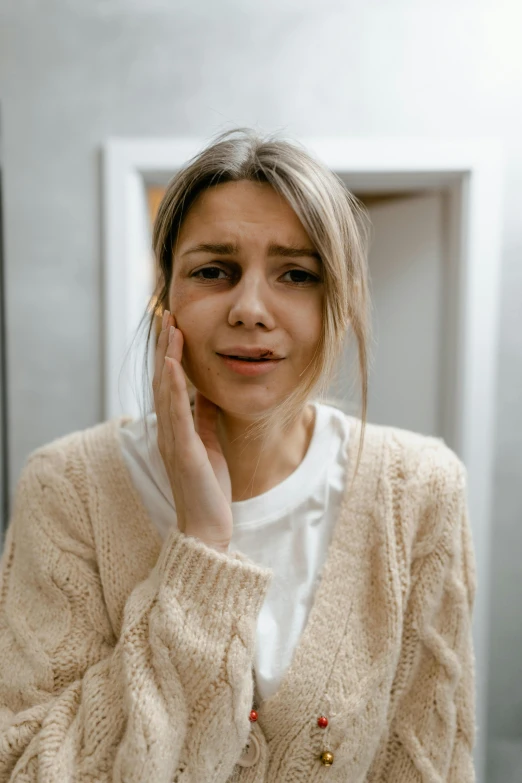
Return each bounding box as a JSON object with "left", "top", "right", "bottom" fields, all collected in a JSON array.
[{"left": 1, "top": 2, "right": 521, "bottom": 780}]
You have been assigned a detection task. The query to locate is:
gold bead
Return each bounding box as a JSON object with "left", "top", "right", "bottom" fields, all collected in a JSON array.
[{"left": 320, "top": 750, "right": 334, "bottom": 766}]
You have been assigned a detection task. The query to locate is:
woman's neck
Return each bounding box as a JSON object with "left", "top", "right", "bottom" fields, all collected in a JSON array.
[{"left": 217, "top": 404, "right": 316, "bottom": 502}]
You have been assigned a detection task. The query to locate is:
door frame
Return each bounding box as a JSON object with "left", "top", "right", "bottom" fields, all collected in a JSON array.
[{"left": 103, "top": 136, "right": 504, "bottom": 783}]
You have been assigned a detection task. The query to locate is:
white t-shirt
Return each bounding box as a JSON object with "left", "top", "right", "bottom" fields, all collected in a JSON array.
[{"left": 118, "top": 401, "right": 351, "bottom": 704}]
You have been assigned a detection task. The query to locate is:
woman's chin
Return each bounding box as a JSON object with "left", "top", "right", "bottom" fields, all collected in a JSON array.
[{"left": 197, "top": 387, "right": 282, "bottom": 419}]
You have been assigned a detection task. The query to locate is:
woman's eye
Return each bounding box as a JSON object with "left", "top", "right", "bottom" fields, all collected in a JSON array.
[
  {"left": 191, "top": 266, "right": 320, "bottom": 285},
  {"left": 192, "top": 266, "right": 228, "bottom": 281},
  {"left": 281, "top": 269, "right": 320, "bottom": 285}
]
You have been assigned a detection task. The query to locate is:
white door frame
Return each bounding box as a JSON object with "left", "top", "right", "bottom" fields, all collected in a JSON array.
[{"left": 103, "top": 136, "right": 504, "bottom": 783}]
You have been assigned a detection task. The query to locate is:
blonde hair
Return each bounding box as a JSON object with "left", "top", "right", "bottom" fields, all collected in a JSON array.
[{"left": 135, "top": 127, "right": 374, "bottom": 493}]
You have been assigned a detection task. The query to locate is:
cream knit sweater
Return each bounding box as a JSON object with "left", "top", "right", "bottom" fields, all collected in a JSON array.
[{"left": 0, "top": 414, "right": 477, "bottom": 782}]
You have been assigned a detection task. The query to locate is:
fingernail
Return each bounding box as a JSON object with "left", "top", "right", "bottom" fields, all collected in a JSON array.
[
  {"left": 162, "top": 310, "right": 170, "bottom": 330},
  {"left": 169, "top": 325, "right": 175, "bottom": 344}
]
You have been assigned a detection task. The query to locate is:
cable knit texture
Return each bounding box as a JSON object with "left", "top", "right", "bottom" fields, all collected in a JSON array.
[{"left": 0, "top": 414, "right": 476, "bottom": 782}]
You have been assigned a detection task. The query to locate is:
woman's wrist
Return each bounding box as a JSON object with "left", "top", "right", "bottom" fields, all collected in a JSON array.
[
  {"left": 209, "top": 543, "right": 230, "bottom": 554},
  {"left": 205, "top": 539, "right": 230, "bottom": 554},
  {"left": 183, "top": 529, "right": 230, "bottom": 554}
]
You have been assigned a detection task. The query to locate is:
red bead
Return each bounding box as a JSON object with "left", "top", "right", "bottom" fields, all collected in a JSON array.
[
  {"left": 317, "top": 716, "right": 328, "bottom": 728},
  {"left": 249, "top": 710, "right": 258, "bottom": 722}
]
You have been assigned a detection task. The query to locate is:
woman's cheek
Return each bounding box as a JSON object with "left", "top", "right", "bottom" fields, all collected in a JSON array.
[{"left": 168, "top": 283, "right": 189, "bottom": 323}]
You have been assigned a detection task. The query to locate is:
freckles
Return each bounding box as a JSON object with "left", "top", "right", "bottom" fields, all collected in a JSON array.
[
  {"left": 171, "top": 288, "right": 220, "bottom": 332},
  {"left": 169, "top": 287, "right": 189, "bottom": 313}
]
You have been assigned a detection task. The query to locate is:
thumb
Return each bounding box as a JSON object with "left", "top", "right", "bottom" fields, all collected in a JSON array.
[{"left": 194, "top": 390, "right": 222, "bottom": 452}]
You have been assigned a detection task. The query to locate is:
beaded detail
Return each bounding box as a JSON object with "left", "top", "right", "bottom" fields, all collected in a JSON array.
[{"left": 320, "top": 750, "right": 334, "bottom": 766}]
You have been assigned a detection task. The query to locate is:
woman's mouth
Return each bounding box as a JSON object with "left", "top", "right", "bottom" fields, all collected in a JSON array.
[{"left": 216, "top": 354, "right": 284, "bottom": 376}]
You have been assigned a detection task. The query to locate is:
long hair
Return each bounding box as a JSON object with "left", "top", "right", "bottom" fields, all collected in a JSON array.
[{"left": 133, "top": 127, "right": 374, "bottom": 492}]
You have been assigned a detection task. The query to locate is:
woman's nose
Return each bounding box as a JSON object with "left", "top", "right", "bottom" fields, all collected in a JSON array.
[{"left": 227, "top": 276, "right": 276, "bottom": 330}]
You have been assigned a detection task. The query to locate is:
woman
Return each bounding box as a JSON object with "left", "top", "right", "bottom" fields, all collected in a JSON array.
[{"left": 0, "top": 128, "right": 476, "bottom": 782}]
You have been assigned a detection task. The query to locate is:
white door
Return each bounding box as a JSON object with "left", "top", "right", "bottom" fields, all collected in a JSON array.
[{"left": 330, "top": 192, "right": 444, "bottom": 439}]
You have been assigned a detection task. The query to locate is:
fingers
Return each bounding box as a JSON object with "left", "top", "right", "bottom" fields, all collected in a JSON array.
[
  {"left": 153, "top": 310, "right": 175, "bottom": 400},
  {"left": 165, "top": 328, "right": 196, "bottom": 449},
  {"left": 153, "top": 309, "right": 182, "bottom": 418},
  {"left": 153, "top": 309, "right": 178, "bottom": 455},
  {"left": 166, "top": 325, "right": 183, "bottom": 364},
  {"left": 153, "top": 308, "right": 217, "bottom": 466},
  {"left": 152, "top": 311, "right": 168, "bottom": 424},
  {"left": 152, "top": 307, "right": 196, "bottom": 465},
  {"left": 152, "top": 310, "right": 170, "bottom": 452}
]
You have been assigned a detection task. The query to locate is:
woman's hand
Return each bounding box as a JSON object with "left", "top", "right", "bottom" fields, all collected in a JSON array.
[{"left": 152, "top": 309, "right": 233, "bottom": 553}]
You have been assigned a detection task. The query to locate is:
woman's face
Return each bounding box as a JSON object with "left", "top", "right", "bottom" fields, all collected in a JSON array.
[{"left": 168, "top": 179, "right": 324, "bottom": 419}]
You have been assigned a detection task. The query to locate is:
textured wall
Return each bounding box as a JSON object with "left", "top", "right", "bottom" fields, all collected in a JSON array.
[{"left": 1, "top": 1, "right": 521, "bottom": 780}]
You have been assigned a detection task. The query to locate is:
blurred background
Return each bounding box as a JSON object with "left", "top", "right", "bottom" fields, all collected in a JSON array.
[{"left": 0, "top": 2, "right": 520, "bottom": 782}]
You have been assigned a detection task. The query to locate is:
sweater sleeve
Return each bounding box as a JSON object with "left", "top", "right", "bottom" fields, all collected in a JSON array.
[
  {"left": 0, "top": 452, "right": 273, "bottom": 783},
  {"left": 366, "top": 455, "right": 477, "bottom": 782}
]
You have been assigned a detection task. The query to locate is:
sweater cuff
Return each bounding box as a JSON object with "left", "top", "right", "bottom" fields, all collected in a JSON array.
[{"left": 153, "top": 527, "right": 273, "bottom": 623}]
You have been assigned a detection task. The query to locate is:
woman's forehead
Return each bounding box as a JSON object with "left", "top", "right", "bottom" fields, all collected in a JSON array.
[{"left": 178, "top": 181, "right": 311, "bottom": 245}]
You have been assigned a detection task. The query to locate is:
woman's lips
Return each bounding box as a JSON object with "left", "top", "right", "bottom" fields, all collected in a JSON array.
[{"left": 217, "top": 354, "right": 284, "bottom": 376}]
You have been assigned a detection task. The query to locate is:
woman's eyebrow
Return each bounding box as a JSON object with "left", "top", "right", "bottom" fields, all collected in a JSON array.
[
  {"left": 182, "top": 242, "right": 237, "bottom": 256},
  {"left": 182, "top": 242, "right": 321, "bottom": 260},
  {"left": 268, "top": 243, "right": 322, "bottom": 261}
]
